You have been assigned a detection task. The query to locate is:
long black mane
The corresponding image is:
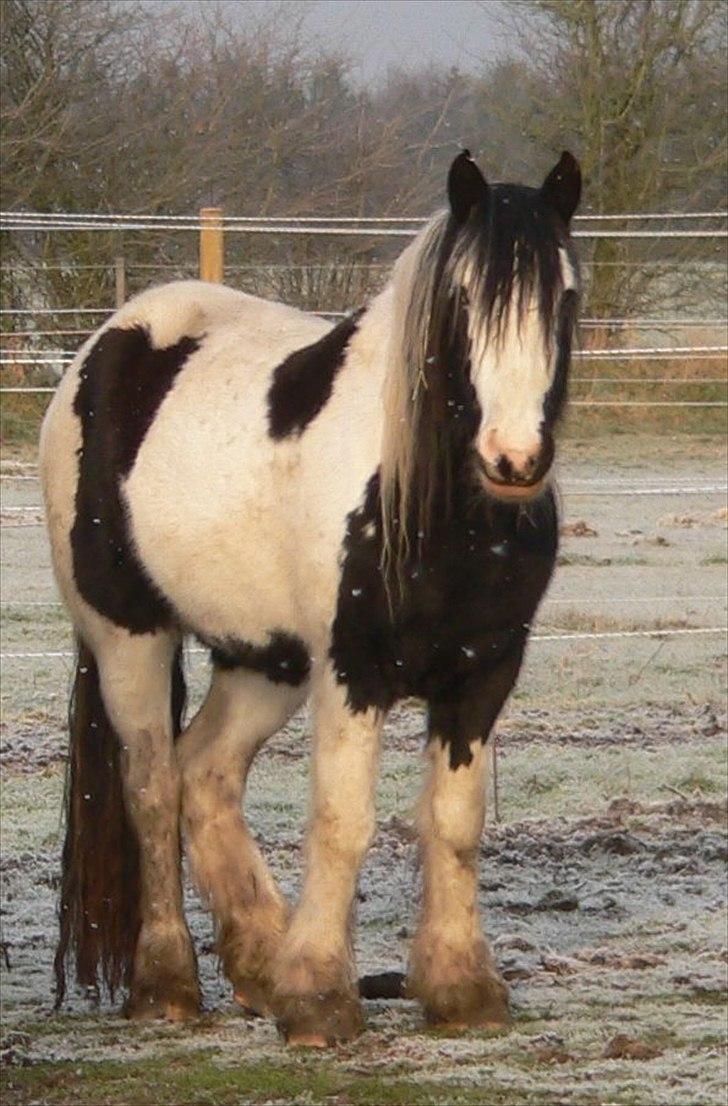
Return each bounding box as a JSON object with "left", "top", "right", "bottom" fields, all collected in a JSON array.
[{"left": 380, "top": 183, "right": 579, "bottom": 591}]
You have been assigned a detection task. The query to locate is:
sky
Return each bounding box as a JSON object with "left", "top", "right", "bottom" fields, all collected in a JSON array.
[
  {"left": 277, "top": 0, "right": 507, "bottom": 82},
  {"left": 140, "top": 0, "right": 510, "bottom": 84}
]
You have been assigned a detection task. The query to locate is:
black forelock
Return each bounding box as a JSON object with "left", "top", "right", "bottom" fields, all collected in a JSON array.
[{"left": 452, "top": 182, "right": 574, "bottom": 344}]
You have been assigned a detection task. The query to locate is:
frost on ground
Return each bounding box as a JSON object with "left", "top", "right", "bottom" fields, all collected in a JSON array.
[
  {"left": 1, "top": 437, "right": 726, "bottom": 1104},
  {"left": 1, "top": 704, "right": 727, "bottom": 1106}
]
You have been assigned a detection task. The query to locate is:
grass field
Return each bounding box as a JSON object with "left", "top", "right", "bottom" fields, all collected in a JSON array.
[{"left": 1, "top": 433, "right": 726, "bottom": 1106}]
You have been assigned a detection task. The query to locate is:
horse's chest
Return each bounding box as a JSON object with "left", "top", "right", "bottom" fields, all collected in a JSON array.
[
  {"left": 331, "top": 490, "right": 558, "bottom": 712},
  {"left": 400, "top": 535, "right": 554, "bottom": 691}
]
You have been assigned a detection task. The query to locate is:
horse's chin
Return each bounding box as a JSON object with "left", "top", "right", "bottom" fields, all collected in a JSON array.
[{"left": 481, "top": 475, "right": 548, "bottom": 503}]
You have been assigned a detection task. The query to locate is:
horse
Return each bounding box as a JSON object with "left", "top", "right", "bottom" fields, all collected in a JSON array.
[{"left": 40, "top": 149, "right": 581, "bottom": 1045}]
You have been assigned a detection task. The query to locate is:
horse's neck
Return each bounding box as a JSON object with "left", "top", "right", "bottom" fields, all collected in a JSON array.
[{"left": 347, "top": 283, "right": 396, "bottom": 410}]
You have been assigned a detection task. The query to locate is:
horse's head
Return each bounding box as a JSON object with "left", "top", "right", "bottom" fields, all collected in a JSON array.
[
  {"left": 437, "top": 150, "right": 581, "bottom": 500},
  {"left": 444, "top": 150, "right": 581, "bottom": 501},
  {"left": 380, "top": 151, "right": 581, "bottom": 580}
]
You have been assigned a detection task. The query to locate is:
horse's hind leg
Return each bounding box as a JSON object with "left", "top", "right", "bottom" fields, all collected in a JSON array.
[
  {"left": 178, "top": 667, "right": 306, "bottom": 1014},
  {"left": 93, "top": 630, "right": 200, "bottom": 1019}
]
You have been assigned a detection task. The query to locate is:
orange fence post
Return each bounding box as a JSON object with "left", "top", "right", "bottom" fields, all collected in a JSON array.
[{"left": 199, "top": 206, "right": 224, "bottom": 283}]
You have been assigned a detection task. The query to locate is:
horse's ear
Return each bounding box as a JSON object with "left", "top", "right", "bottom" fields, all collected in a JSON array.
[
  {"left": 448, "top": 150, "right": 489, "bottom": 224},
  {"left": 541, "top": 151, "right": 581, "bottom": 226}
]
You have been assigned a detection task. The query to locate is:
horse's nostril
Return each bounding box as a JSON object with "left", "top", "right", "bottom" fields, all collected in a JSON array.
[
  {"left": 496, "top": 455, "right": 512, "bottom": 480},
  {"left": 485, "top": 450, "right": 544, "bottom": 486}
]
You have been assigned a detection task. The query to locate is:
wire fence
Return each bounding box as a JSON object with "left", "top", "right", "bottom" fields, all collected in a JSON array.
[
  {"left": 2, "top": 625, "right": 725, "bottom": 664},
  {"left": 2, "top": 207, "right": 726, "bottom": 408},
  {"left": 2, "top": 473, "right": 726, "bottom": 670},
  {"left": 3, "top": 208, "right": 727, "bottom": 239}
]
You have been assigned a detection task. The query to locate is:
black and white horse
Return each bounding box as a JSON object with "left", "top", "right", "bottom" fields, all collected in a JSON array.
[{"left": 41, "top": 151, "right": 580, "bottom": 1044}]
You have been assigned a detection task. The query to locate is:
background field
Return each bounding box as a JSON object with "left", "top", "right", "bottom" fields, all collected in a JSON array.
[{"left": 1, "top": 433, "right": 726, "bottom": 1106}]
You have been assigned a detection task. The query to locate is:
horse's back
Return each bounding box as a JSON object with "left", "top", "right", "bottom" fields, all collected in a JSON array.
[{"left": 39, "top": 280, "right": 338, "bottom": 648}]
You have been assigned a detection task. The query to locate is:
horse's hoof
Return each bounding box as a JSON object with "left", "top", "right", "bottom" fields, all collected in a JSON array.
[
  {"left": 424, "top": 998, "right": 512, "bottom": 1030},
  {"left": 234, "top": 980, "right": 272, "bottom": 1018},
  {"left": 218, "top": 911, "right": 287, "bottom": 1019},
  {"left": 125, "top": 998, "right": 200, "bottom": 1022},
  {"left": 275, "top": 989, "right": 364, "bottom": 1045},
  {"left": 286, "top": 1033, "right": 330, "bottom": 1048},
  {"left": 410, "top": 971, "right": 512, "bottom": 1031},
  {"left": 164, "top": 1000, "right": 201, "bottom": 1023},
  {"left": 429, "top": 1016, "right": 512, "bottom": 1034},
  {"left": 125, "top": 981, "right": 201, "bottom": 1022}
]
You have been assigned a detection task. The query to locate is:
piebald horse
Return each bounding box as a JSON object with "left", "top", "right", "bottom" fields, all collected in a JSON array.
[{"left": 41, "top": 151, "right": 581, "bottom": 1044}]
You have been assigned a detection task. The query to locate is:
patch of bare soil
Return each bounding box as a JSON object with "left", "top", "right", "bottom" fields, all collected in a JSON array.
[{"left": 0, "top": 719, "right": 65, "bottom": 774}]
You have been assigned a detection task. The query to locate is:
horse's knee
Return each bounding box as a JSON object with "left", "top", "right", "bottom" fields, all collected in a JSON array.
[
  {"left": 179, "top": 744, "right": 241, "bottom": 837},
  {"left": 428, "top": 789, "right": 483, "bottom": 855},
  {"left": 312, "top": 801, "right": 375, "bottom": 865},
  {"left": 421, "top": 739, "right": 487, "bottom": 855}
]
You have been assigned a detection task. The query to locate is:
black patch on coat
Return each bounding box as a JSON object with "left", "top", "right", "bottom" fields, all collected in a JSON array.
[
  {"left": 207, "top": 630, "right": 310, "bottom": 686},
  {"left": 71, "top": 325, "right": 198, "bottom": 633},
  {"left": 329, "top": 176, "right": 579, "bottom": 765},
  {"left": 267, "top": 310, "right": 363, "bottom": 440},
  {"left": 330, "top": 469, "right": 558, "bottom": 768}
]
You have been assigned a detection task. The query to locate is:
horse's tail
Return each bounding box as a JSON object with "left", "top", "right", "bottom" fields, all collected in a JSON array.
[
  {"left": 358, "top": 971, "right": 406, "bottom": 1000},
  {"left": 54, "top": 637, "right": 186, "bottom": 1007}
]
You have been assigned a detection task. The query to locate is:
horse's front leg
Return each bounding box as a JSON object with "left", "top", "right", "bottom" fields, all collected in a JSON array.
[
  {"left": 409, "top": 648, "right": 525, "bottom": 1029},
  {"left": 272, "top": 666, "right": 383, "bottom": 1046}
]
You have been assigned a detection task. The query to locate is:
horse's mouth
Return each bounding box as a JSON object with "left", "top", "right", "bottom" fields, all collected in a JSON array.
[{"left": 481, "top": 474, "right": 548, "bottom": 502}]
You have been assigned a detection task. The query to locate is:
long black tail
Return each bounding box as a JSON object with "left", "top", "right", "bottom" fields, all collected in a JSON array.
[{"left": 54, "top": 638, "right": 186, "bottom": 1007}]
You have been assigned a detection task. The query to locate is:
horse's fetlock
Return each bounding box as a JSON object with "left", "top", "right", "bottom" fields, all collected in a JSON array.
[
  {"left": 271, "top": 954, "right": 364, "bottom": 1045},
  {"left": 218, "top": 902, "right": 288, "bottom": 1012},
  {"left": 408, "top": 933, "right": 511, "bottom": 1028},
  {"left": 428, "top": 803, "right": 482, "bottom": 855},
  {"left": 134, "top": 919, "right": 197, "bottom": 984},
  {"left": 272, "top": 942, "right": 352, "bottom": 997},
  {"left": 128, "top": 920, "right": 200, "bottom": 1021}
]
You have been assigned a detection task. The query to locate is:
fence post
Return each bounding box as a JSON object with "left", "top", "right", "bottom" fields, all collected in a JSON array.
[
  {"left": 114, "top": 256, "right": 126, "bottom": 308},
  {"left": 199, "top": 206, "right": 224, "bottom": 282}
]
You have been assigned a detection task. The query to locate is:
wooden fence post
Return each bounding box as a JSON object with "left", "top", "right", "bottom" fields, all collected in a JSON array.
[
  {"left": 114, "top": 255, "right": 126, "bottom": 307},
  {"left": 199, "top": 206, "right": 224, "bottom": 283}
]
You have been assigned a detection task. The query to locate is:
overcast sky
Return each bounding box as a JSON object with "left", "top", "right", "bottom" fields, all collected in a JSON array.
[
  {"left": 141, "top": 1, "right": 509, "bottom": 83},
  {"left": 277, "top": 0, "right": 507, "bottom": 81}
]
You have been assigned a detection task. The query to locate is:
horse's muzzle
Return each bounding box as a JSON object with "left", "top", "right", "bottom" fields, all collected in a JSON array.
[
  {"left": 481, "top": 472, "right": 549, "bottom": 502},
  {"left": 479, "top": 428, "right": 554, "bottom": 500}
]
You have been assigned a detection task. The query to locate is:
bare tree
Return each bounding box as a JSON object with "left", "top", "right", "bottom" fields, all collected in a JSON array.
[
  {"left": 492, "top": 0, "right": 727, "bottom": 318},
  {"left": 2, "top": 0, "right": 725, "bottom": 323}
]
